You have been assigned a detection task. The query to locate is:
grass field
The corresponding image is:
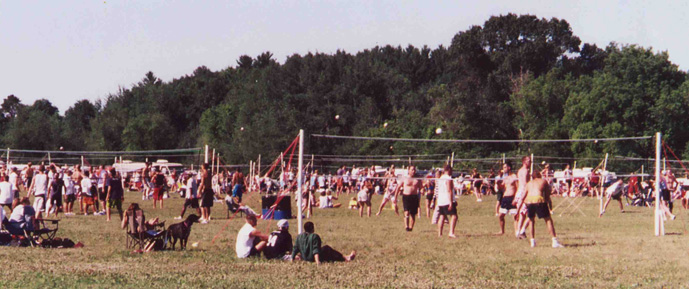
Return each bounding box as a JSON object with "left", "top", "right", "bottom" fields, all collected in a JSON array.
[{"left": 2, "top": 189, "right": 689, "bottom": 288}]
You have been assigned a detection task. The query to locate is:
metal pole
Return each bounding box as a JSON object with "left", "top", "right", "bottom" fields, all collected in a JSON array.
[
  {"left": 6, "top": 148, "right": 9, "bottom": 165},
  {"left": 204, "top": 145, "right": 209, "bottom": 164},
  {"left": 641, "top": 165, "right": 644, "bottom": 182},
  {"left": 81, "top": 156, "right": 84, "bottom": 167},
  {"left": 530, "top": 153, "right": 534, "bottom": 174},
  {"left": 297, "top": 130, "right": 304, "bottom": 234},
  {"left": 48, "top": 152, "right": 51, "bottom": 164},
  {"left": 502, "top": 153, "right": 505, "bottom": 164},
  {"left": 212, "top": 149, "right": 216, "bottom": 174},
  {"left": 258, "top": 155, "right": 261, "bottom": 177},
  {"left": 450, "top": 152, "right": 454, "bottom": 167},
  {"left": 655, "top": 132, "right": 663, "bottom": 236}
]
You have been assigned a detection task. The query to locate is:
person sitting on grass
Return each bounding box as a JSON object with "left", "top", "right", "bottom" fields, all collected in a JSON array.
[
  {"left": 317, "top": 190, "right": 341, "bottom": 209},
  {"left": 291, "top": 221, "right": 356, "bottom": 265},
  {"left": 348, "top": 197, "right": 358, "bottom": 210},
  {"left": 235, "top": 214, "right": 269, "bottom": 258},
  {"left": 263, "top": 219, "right": 293, "bottom": 261}
]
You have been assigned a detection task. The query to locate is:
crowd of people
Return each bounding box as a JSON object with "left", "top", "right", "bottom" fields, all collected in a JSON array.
[{"left": 1, "top": 154, "right": 682, "bottom": 253}]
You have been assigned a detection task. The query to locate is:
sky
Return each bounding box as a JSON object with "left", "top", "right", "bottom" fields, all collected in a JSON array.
[{"left": 2, "top": 0, "right": 688, "bottom": 114}]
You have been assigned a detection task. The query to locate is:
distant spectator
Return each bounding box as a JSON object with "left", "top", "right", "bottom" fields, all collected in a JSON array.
[{"left": 291, "top": 221, "right": 356, "bottom": 265}]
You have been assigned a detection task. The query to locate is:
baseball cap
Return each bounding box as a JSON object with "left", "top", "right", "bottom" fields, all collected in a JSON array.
[{"left": 277, "top": 219, "right": 289, "bottom": 228}]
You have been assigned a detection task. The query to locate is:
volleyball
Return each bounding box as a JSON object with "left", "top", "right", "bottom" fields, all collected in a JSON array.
[
  {"left": 335, "top": 115, "right": 340, "bottom": 120},
  {"left": 384, "top": 122, "right": 388, "bottom": 127},
  {"left": 435, "top": 128, "right": 443, "bottom": 134},
  {"left": 240, "top": 127, "right": 245, "bottom": 131}
]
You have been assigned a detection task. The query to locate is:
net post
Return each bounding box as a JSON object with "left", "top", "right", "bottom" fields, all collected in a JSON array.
[
  {"left": 655, "top": 132, "right": 663, "bottom": 236},
  {"left": 6, "top": 148, "right": 9, "bottom": 165},
  {"left": 530, "top": 153, "right": 534, "bottom": 173},
  {"left": 297, "top": 129, "right": 305, "bottom": 234},
  {"left": 204, "top": 145, "right": 209, "bottom": 164}
]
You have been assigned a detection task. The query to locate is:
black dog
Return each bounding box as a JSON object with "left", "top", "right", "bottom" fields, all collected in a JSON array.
[{"left": 167, "top": 214, "right": 200, "bottom": 250}]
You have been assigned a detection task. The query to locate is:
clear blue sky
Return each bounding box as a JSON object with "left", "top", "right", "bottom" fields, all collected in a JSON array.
[{"left": 2, "top": 0, "right": 687, "bottom": 114}]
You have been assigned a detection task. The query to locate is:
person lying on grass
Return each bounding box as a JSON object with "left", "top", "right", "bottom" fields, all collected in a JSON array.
[{"left": 291, "top": 221, "right": 355, "bottom": 265}]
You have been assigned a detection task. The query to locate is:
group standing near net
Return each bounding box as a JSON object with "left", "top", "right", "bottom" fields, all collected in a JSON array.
[{"left": 0, "top": 144, "right": 684, "bottom": 254}]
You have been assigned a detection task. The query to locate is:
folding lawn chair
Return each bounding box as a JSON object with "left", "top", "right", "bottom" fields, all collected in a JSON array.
[{"left": 125, "top": 209, "right": 167, "bottom": 250}]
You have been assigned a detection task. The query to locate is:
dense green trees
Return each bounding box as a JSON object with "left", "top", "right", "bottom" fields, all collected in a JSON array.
[{"left": 3, "top": 14, "right": 688, "bottom": 167}]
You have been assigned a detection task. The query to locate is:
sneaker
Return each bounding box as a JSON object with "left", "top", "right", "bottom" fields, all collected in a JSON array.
[
  {"left": 93, "top": 212, "right": 100, "bottom": 216},
  {"left": 530, "top": 239, "right": 536, "bottom": 248},
  {"left": 476, "top": 199, "right": 482, "bottom": 202},
  {"left": 552, "top": 242, "right": 564, "bottom": 248},
  {"left": 200, "top": 220, "right": 209, "bottom": 224},
  {"left": 174, "top": 216, "right": 182, "bottom": 220}
]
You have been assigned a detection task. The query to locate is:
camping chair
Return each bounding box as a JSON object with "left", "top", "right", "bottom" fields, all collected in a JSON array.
[
  {"left": 125, "top": 209, "right": 167, "bottom": 250},
  {"left": 33, "top": 218, "right": 60, "bottom": 245}
]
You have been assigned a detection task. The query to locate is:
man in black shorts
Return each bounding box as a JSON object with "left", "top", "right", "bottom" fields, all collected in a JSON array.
[
  {"left": 524, "top": 171, "right": 562, "bottom": 248},
  {"left": 496, "top": 161, "right": 519, "bottom": 235},
  {"left": 400, "top": 166, "right": 423, "bottom": 232}
]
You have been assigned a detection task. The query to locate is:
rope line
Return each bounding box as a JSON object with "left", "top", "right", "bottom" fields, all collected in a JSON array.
[{"left": 311, "top": 134, "right": 652, "bottom": 143}]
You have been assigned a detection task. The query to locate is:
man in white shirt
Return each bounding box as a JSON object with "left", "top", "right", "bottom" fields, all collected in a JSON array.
[
  {"left": 436, "top": 165, "right": 457, "bottom": 238},
  {"left": 63, "top": 170, "right": 77, "bottom": 215},
  {"left": 235, "top": 214, "right": 269, "bottom": 258},
  {"left": 9, "top": 167, "right": 19, "bottom": 199},
  {"left": 0, "top": 175, "right": 14, "bottom": 213},
  {"left": 599, "top": 179, "right": 625, "bottom": 217},
  {"left": 28, "top": 165, "right": 48, "bottom": 219}
]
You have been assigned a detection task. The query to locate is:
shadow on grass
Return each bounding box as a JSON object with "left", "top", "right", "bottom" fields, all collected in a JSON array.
[
  {"left": 563, "top": 241, "right": 597, "bottom": 248},
  {"left": 665, "top": 232, "right": 683, "bottom": 236}
]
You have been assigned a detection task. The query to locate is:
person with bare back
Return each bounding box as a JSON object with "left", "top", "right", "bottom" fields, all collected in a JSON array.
[{"left": 524, "top": 171, "right": 563, "bottom": 248}]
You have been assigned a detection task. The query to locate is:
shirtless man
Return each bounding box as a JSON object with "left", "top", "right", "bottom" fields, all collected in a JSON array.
[
  {"left": 523, "top": 171, "right": 563, "bottom": 248},
  {"left": 496, "top": 161, "right": 519, "bottom": 235},
  {"left": 400, "top": 166, "right": 423, "bottom": 232},
  {"left": 231, "top": 168, "right": 245, "bottom": 203},
  {"left": 513, "top": 156, "right": 531, "bottom": 239},
  {"left": 197, "top": 163, "right": 214, "bottom": 223}
]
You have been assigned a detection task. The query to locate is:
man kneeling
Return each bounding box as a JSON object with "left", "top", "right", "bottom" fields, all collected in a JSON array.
[
  {"left": 235, "top": 214, "right": 269, "bottom": 258},
  {"left": 291, "top": 221, "right": 356, "bottom": 265}
]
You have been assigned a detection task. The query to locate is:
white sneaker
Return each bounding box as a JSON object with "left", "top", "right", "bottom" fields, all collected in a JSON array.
[
  {"left": 530, "top": 239, "right": 536, "bottom": 248},
  {"left": 552, "top": 242, "right": 564, "bottom": 248},
  {"left": 174, "top": 216, "right": 182, "bottom": 220},
  {"left": 200, "top": 220, "right": 209, "bottom": 224}
]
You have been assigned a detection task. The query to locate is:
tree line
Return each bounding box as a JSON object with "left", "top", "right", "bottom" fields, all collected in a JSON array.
[{"left": 3, "top": 13, "right": 688, "bottom": 170}]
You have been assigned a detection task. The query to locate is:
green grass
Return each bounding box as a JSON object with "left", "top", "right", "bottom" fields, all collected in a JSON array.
[{"left": 2, "top": 190, "right": 689, "bottom": 288}]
